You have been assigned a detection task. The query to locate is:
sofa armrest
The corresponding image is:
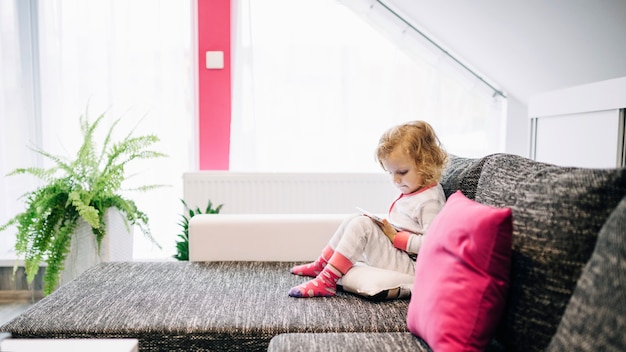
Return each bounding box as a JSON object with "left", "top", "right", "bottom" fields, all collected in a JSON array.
[{"left": 189, "top": 214, "right": 347, "bottom": 262}]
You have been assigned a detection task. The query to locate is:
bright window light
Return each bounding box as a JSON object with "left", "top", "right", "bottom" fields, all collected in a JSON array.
[{"left": 231, "top": 0, "right": 506, "bottom": 173}]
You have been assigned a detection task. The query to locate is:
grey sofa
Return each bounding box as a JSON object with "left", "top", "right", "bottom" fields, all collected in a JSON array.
[{"left": 2, "top": 153, "right": 625, "bottom": 352}]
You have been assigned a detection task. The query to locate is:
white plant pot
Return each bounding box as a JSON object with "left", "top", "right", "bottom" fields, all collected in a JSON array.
[{"left": 58, "top": 207, "right": 133, "bottom": 288}]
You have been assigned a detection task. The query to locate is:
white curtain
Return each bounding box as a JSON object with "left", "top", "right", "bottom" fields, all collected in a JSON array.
[
  {"left": 0, "top": 0, "right": 195, "bottom": 260},
  {"left": 1, "top": 0, "right": 505, "bottom": 260},
  {"left": 231, "top": 0, "right": 505, "bottom": 173}
]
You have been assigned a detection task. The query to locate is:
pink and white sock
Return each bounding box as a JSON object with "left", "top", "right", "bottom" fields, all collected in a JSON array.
[
  {"left": 290, "top": 245, "right": 334, "bottom": 277},
  {"left": 288, "top": 265, "right": 342, "bottom": 298},
  {"left": 288, "top": 251, "right": 353, "bottom": 298}
]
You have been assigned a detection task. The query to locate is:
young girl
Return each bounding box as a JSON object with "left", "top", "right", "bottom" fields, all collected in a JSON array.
[{"left": 288, "top": 120, "right": 448, "bottom": 298}]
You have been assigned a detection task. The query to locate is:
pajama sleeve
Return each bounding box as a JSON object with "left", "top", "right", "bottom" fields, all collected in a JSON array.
[{"left": 393, "top": 199, "right": 444, "bottom": 254}]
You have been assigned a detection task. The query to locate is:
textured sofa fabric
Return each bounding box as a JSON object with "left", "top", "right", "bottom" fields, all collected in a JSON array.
[
  {"left": 0, "top": 261, "right": 409, "bottom": 351},
  {"left": 267, "top": 332, "right": 430, "bottom": 352},
  {"left": 267, "top": 332, "right": 510, "bottom": 352},
  {"left": 474, "top": 153, "right": 626, "bottom": 352},
  {"left": 439, "top": 154, "right": 487, "bottom": 199},
  {"left": 546, "top": 196, "right": 626, "bottom": 351}
]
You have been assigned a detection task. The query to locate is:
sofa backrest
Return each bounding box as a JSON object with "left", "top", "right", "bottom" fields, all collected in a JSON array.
[
  {"left": 471, "top": 153, "right": 626, "bottom": 352},
  {"left": 440, "top": 154, "right": 488, "bottom": 200},
  {"left": 546, "top": 194, "right": 626, "bottom": 351}
]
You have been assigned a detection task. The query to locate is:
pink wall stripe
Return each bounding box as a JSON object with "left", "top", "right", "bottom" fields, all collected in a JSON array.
[{"left": 197, "top": 0, "right": 231, "bottom": 170}]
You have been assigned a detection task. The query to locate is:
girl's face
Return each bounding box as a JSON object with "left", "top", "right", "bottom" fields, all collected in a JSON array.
[{"left": 381, "top": 147, "right": 424, "bottom": 195}]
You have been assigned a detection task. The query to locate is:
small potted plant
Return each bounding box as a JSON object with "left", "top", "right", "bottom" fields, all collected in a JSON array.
[
  {"left": 0, "top": 111, "right": 166, "bottom": 295},
  {"left": 173, "top": 199, "right": 223, "bottom": 261}
]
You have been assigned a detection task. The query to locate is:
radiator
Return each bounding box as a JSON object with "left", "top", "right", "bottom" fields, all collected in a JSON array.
[{"left": 182, "top": 172, "right": 398, "bottom": 214}]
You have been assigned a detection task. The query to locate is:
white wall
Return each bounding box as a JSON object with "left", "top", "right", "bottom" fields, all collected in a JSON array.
[
  {"left": 385, "top": 0, "right": 626, "bottom": 156},
  {"left": 505, "top": 97, "right": 529, "bottom": 157}
]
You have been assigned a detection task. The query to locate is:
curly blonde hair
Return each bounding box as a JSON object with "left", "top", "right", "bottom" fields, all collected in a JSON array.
[{"left": 375, "top": 120, "right": 448, "bottom": 185}]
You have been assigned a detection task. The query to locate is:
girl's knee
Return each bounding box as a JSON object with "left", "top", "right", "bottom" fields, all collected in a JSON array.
[{"left": 348, "top": 215, "right": 378, "bottom": 232}]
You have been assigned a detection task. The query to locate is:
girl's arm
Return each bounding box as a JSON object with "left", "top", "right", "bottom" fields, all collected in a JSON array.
[{"left": 392, "top": 199, "right": 444, "bottom": 255}]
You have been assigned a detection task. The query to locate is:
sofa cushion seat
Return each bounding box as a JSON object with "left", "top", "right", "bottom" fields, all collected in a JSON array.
[
  {"left": 0, "top": 261, "right": 411, "bottom": 351},
  {"left": 267, "top": 332, "right": 431, "bottom": 352}
]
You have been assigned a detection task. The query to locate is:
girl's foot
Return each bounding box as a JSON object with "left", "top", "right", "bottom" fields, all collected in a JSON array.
[
  {"left": 288, "top": 266, "right": 341, "bottom": 298},
  {"left": 289, "top": 260, "right": 327, "bottom": 277},
  {"left": 289, "top": 245, "right": 334, "bottom": 277}
]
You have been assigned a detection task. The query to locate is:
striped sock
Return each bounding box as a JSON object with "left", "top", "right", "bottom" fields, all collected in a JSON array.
[
  {"left": 288, "top": 265, "right": 342, "bottom": 298},
  {"left": 288, "top": 251, "right": 353, "bottom": 298},
  {"left": 290, "top": 245, "right": 334, "bottom": 277}
]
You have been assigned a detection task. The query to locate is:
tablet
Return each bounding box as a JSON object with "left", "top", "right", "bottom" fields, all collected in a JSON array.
[{"left": 355, "top": 207, "right": 414, "bottom": 233}]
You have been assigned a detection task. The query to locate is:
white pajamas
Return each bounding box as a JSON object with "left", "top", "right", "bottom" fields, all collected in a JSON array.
[{"left": 329, "top": 183, "right": 446, "bottom": 275}]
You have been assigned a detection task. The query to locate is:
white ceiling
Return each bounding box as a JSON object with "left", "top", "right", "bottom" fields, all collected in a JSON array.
[{"left": 386, "top": 0, "right": 626, "bottom": 106}]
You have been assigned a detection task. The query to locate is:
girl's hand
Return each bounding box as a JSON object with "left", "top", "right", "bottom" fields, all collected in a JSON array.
[{"left": 379, "top": 219, "right": 397, "bottom": 243}]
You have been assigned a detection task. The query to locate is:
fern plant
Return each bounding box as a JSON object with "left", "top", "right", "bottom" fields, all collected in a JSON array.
[
  {"left": 173, "top": 199, "right": 223, "bottom": 261},
  {"left": 0, "top": 111, "right": 166, "bottom": 295}
]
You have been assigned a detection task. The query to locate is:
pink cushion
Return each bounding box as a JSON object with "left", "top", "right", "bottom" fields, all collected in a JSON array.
[{"left": 407, "top": 190, "right": 513, "bottom": 351}]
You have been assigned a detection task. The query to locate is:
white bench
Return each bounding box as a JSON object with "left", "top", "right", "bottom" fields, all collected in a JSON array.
[{"left": 189, "top": 213, "right": 347, "bottom": 262}]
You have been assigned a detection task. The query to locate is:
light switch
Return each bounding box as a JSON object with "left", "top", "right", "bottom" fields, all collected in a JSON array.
[{"left": 206, "top": 51, "right": 224, "bottom": 69}]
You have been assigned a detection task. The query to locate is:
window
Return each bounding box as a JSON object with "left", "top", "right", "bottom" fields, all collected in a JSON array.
[
  {"left": 231, "top": 0, "right": 505, "bottom": 172},
  {"left": 0, "top": 0, "right": 194, "bottom": 260}
]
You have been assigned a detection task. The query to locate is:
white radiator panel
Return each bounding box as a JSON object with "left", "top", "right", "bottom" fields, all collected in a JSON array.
[{"left": 183, "top": 172, "right": 398, "bottom": 214}]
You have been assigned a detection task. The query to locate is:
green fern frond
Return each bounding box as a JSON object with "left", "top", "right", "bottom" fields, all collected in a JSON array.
[
  {"left": 126, "top": 184, "right": 171, "bottom": 192},
  {"left": 0, "top": 217, "right": 16, "bottom": 233},
  {"left": 7, "top": 166, "right": 58, "bottom": 182},
  {"left": 130, "top": 150, "right": 169, "bottom": 161},
  {"left": 98, "top": 117, "right": 121, "bottom": 168},
  {"left": 76, "top": 113, "right": 102, "bottom": 170},
  {"left": 29, "top": 146, "right": 75, "bottom": 176},
  {"left": 41, "top": 218, "right": 77, "bottom": 295},
  {"left": 67, "top": 190, "right": 100, "bottom": 229}
]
